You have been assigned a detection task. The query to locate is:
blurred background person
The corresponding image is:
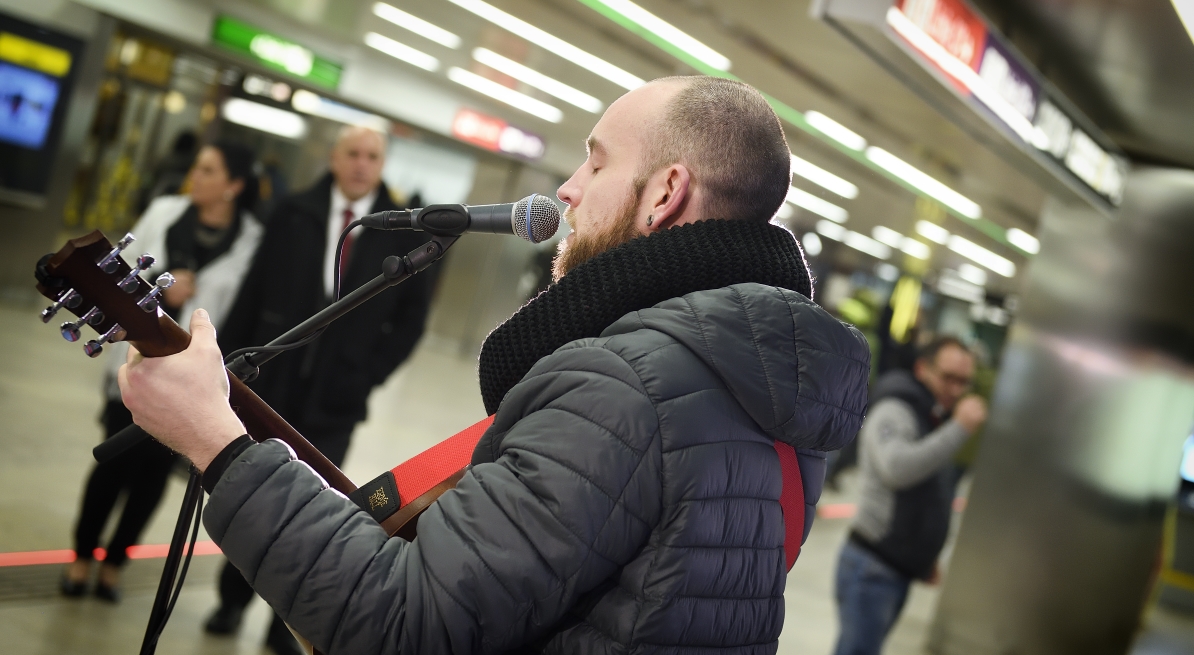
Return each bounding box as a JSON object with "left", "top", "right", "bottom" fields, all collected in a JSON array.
[
  {"left": 207, "top": 125, "right": 434, "bottom": 655},
  {"left": 832, "top": 336, "right": 987, "bottom": 655},
  {"left": 61, "top": 141, "right": 262, "bottom": 603},
  {"left": 136, "top": 130, "right": 198, "bottom": 215}
]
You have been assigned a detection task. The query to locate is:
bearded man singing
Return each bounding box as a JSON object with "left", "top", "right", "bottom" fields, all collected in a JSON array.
[{"left": 119, "top": 76, "right": 870, "bottom": 654}]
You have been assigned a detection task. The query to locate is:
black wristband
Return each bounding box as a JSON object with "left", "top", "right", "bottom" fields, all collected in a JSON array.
[{"left": 201, "top": 435, "right": 256, "bottom": 494}]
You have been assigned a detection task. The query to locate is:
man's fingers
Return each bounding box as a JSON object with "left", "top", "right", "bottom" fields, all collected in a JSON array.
[{"left": 189, "top": 308, "right": 217, "bottom": 342}]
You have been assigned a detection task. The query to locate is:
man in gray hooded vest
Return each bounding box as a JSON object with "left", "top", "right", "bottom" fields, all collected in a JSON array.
[{"left": 118, "top": 76, "right": 871, "bottom": 654}]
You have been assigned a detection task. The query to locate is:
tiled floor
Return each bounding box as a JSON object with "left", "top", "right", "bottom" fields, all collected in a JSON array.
[{"left": 1, "top": 298, "right": 1191, "bottom": 654}]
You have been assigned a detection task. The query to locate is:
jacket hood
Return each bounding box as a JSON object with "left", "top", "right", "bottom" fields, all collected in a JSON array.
[{"left": 603, "top": 283, "right": 871, "bottom": 451}]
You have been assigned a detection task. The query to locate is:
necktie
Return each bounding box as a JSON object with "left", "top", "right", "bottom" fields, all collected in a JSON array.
[{"left": 339, "top": 207, "right": 355, "bottom": 282}]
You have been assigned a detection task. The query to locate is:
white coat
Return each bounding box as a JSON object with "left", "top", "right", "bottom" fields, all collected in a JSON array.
[{"left": 102, "top": 195, "right": 263, "bottom": 400}]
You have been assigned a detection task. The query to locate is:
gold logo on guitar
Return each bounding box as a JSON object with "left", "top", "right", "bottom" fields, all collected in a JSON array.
[{"left": 368, "top": 487, "right": 389, "bottom": 511}]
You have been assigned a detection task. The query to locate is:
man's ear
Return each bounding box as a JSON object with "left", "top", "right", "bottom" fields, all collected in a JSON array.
[{"left": 646, "top": 164, "right": 692, "bottom": 232}]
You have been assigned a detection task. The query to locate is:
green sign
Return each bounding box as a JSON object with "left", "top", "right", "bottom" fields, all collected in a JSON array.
[{"left": 211, "top": 15, "right": 342, "bottom": 89}]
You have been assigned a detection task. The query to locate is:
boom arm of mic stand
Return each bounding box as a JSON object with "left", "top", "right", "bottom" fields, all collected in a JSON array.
[{"left": 95, "top": 234, "right": 458, "bottom": 464}]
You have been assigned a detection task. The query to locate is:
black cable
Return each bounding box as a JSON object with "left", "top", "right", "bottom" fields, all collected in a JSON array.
[
  {"left": 139, "top": 469, "right": 202, "bottom": 655},
  {"left": 221, "top": 219, "right": 362, "bottom": 368}
]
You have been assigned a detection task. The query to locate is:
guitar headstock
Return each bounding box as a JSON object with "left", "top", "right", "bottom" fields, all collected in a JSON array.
[{"left": 35, "top": 230, "right": 189, "bottom": 359}]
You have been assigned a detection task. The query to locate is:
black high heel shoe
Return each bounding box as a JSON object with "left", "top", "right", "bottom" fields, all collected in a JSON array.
[
  {"left": 94, "top": 579, "right": 121, "bottom": 603},
  {"left": 59, "top": 575, "right": 87, "bottom": 597}
]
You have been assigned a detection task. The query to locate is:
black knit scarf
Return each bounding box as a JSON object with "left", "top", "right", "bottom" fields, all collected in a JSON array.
[{"left": 477, "top": 218, "right": 813, "bottom": 414}]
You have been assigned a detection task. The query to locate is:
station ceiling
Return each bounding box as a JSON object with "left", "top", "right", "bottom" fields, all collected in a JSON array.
[{"left": 231, "top": 0, "right": 1194, "bottom": 294}]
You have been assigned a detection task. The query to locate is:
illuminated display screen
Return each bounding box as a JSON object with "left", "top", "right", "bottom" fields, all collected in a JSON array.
[
  {"left": 0, "top": 62, "right": 59, "bottom": 149},
  {"left": 889, "top": 0, "right": 1127, "bottom": 207},
  {"left": 1182, "top": 435, "right": 1194, "bottom": 484}
]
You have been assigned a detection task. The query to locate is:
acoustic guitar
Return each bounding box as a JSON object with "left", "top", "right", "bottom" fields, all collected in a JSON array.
[{"left": 35, "top": 230, "right": 486, "bottom": 652}]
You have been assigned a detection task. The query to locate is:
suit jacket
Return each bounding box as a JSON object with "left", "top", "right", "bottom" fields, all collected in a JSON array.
[{"left": 219, "top": 173, "right": 434, "bottom": 432}]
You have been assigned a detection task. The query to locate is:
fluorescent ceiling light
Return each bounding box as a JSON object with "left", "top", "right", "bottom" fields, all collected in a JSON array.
[
  {"left": 1006, "top": 227, "right": 1040, "bottom": 254},
  {"left": 948, "top": 235, "right": 1016, "bottom": 277},
  {"left": 221, "top": 98, "right": 307, "bottom": 139},
  {"left": 872, "top": 225, "right": 903, "bottom": 248},
  {"left": 867, "top": 147, "right": 982, "bottom": 219},
  {"left": 873, "top": 225, "right": 932, "bottom": 259},
  {"left": 816, "top": 220, "right": 891, "bottom": 259},
  {"left": 791, "top": 153, "right": 859, "bottom": 199},
  {"left": 957, "top": 262, "right": 988, "bottom": 286},
  {"left": 365, "top": 32, "right": 439, "bottom": 71},
  {"left": 886, "top": 7, "right": 1048, "bottom": 149},
  {"left": 447, "top": 67, "right": 564, "bottom": 123},
  {"left": 446, "top": 0, "right": 644, "bottom": 89},
  {"left": 899, "top": 237, "right": 931, "bottom": 260},
  {"left": 845, "top": 231, "right": 893, "bottom": 260},
  {"left": 816, "top": 219, "right": 846, "bottom": 241},
  {"left": 787, "top": 186, "right": 848, "bottom": 223},
  {"left": 581, "top": 0, "right": 731, "bottom": 71},
  {"left": 916, "top": 220, "right": 950, "bottom": 244},
  {"left": 291, "top": 89, "right": 390, "bottom": 132},
  {"left": 937, "top": 274, "right": 985, "bottom": 303},
  {"left": 802, "top": 232, "right": 822, "bottom": 256},
  {"left": 472, "top": 48, "right": 603, "bottom": 113},
  {"left": 805, "top": 111, "right": 867, "bottom": 151},
  {"left": 372, "top": 3, "right": 462, "bottom": 49},
  {"left": 1176, "top": 1, "right": 1194, "bottom": 44}
]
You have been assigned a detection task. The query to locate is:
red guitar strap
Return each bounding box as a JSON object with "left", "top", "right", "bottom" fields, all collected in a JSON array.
[
  {"left": 359, "top": 415, "right": 807, "bottom": 571},
  {"left": 773, "top": 441, "right": 805, "bottom": 571},
  {"left": 389, "top": 415, "right": 494, "bottom": 511}
]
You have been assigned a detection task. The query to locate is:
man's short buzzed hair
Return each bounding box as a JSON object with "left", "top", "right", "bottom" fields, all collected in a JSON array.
[{"left": 641, "top": 76, "right": 791, "bottom": 223}]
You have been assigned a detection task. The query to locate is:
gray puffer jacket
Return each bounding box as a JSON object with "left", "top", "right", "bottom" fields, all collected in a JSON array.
[{"left": 204, "top": 283, "right": 870, "bottom": 654}]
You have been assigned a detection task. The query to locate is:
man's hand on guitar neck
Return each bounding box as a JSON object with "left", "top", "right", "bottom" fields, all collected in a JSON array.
[{"left": 118, "top": 308, "right": 247, "bottom": 473}]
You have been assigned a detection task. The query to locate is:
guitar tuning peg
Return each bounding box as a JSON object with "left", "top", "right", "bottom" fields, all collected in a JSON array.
[
  {"left": 60, "top": 307, "right": 104, "bottom": 342},
  {"left": 96, "top": 233, "right": 135, "bottom": 274},
  {"left": 117, "top": 253, "right": 156, "bottom": 293},
  {"left": 40, "top": 288, "right": 81, "bottom": 323},
  {"left": 83, "top": 324, "right": 126, "bottom": 358},
  {"left": 136, "top": 272, "right": 175, "bottom": 313}
]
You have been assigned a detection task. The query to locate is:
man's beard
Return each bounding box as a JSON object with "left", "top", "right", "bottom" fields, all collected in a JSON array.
[{"left": 552, "top": 184, "right": 645, "bottom": 282}]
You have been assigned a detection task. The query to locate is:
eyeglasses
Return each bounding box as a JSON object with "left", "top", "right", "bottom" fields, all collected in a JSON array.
[{"left": 929, "top": 366, "right": 972, "bottom": 389}]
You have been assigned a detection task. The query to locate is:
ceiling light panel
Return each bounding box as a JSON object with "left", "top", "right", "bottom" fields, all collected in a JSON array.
[
  {"left": 791, "top": 153, "right": 859, "bottom": 199},
  {"left": 804, "top": 111, "right": 867, "bottom": 151},
  {"left": 447, "top": 67, "right": 564, "bottom": 123},
  {"left": 787, "top": 186, "right": 848, "bottom": 223},
  {"left": 372, "top": 3, "right": 462, "bottom": 49},
  {"left": 845, "top": 231, "right": 893, "bottom": 260},
  {"left": 916, "top": 220, "right": 950, "bottom": 244},
  {"left": 866, "top": 147, "right": 982, "bottom": 219},
  {"left": 816, "top": 219, "right": 846, "bottom": 241},
  {"left": 948, "top": 235, "right": 1016, "bottom": 277},
  {"left": 579, "top": 0, "right": 731, "bottom": 71},
  {"left": 446, "top": 0, "right": 644, "bottom": 89},
  {"left": 364, "top": 32, "right": 439, "bottom": 71},
  {"left": 957, "top": 263, "right": 989, "bottom": 286},
  {"left": 871, "top": 225, "right": 904, "bottom": 248},
  {"left": 899, "top": 238, "right": 931, "bottom": 260},
  {"left": 1006, "top": 227, "right": 1040, "bottom": 254},
  {"left": 472, "top": 48, "right": 603, "bottom": 113},
  {"left": 222, "top": 98, "right": 307, "bottom": 139}
]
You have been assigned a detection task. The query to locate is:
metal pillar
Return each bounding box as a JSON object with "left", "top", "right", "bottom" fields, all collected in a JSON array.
[{"left": 929, "top": 168, "right": 1194, "bottom": 655}]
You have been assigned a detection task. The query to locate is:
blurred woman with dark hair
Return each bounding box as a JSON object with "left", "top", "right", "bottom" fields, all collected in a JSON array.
[{"left": 62, "top": 141, "right": 263, "bottom": 602}]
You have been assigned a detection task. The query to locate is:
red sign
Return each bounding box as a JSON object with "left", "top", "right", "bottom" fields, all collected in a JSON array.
[
  {"left": 452, "top": 108, "right": 505, "bottom": 151},
  {"left": 451, "top": 108, "right": 545, "bottom": 160},
  {"left": 897, "top": 0, "right": 986, "bottom": 70}
]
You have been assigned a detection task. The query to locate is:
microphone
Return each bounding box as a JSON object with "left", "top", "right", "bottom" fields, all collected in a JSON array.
[{"left": 361, "top": 194, "right": 561, "bottom": 243}]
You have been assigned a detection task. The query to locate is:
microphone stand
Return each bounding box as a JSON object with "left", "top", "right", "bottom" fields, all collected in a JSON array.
[
  {"left": 133, "top": 233, "right": 457, "bottom": 655},
  {"left": 226, "top": 233, "right": 456, "bottom": 380}
]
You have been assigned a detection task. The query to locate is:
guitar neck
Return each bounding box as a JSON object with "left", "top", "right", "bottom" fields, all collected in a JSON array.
[{"left": 133, "top": 309, "right": 358, "bottom": 496}]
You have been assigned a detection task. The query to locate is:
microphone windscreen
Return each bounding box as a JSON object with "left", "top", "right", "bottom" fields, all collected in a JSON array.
[{"left": 512, "top": 194, "right": 561, "bottom": 243}]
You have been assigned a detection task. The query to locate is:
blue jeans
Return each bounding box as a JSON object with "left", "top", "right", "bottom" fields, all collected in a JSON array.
[{"left": 832, "top": 539, "right": 912, "bottom": 655}]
